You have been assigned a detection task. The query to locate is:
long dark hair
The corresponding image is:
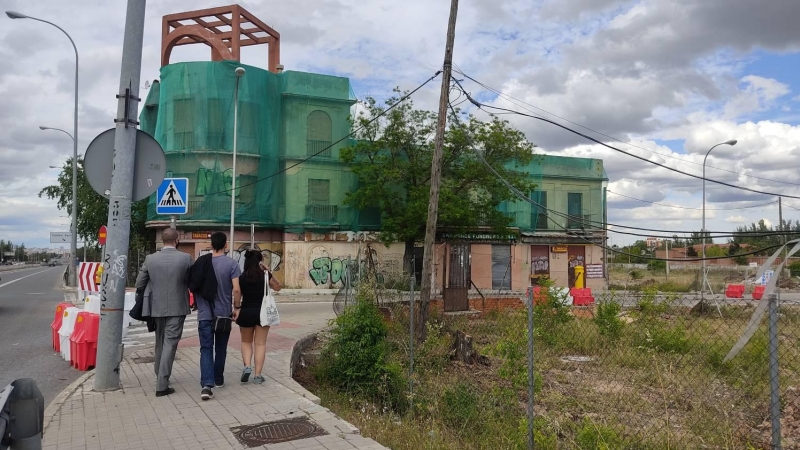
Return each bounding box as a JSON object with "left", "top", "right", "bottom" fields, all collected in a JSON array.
[{"left": 242, "top": 250, "right": 264, "bottom": 283}]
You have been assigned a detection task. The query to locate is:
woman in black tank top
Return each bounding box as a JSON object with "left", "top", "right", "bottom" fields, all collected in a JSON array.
[{"left": 234, "top": 250, "right": 281, "bottom": 384}]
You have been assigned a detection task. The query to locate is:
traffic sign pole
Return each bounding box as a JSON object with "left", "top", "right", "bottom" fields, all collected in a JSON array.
[{"left": 94, "top": 0, "right": 146, "bottom": 392}]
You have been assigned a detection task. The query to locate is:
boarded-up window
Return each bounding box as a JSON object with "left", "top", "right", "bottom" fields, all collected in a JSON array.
[
  {"left": 173, "top": 99, "right": 194, "bottom": 149},
  {"left": 307, "top": 110, "right": 332, "bottom": 157},
  {"left": 492, "top": 245, "right": 512, "bottom": 290},
  {"left": 307, "top": 179, "right": 335, "bottom": 222},
  {"left": 568, "top": 192, "right": 583, "bottom": 229}
]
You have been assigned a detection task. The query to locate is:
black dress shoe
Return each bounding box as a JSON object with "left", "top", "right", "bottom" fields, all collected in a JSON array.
[{"left": 155, "top": 387, "right": 176, "bottom": 397}]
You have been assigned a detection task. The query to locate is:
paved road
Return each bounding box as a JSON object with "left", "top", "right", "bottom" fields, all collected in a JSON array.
[{"left": 0, "top": 265, "right": 84, "bottom": 406}]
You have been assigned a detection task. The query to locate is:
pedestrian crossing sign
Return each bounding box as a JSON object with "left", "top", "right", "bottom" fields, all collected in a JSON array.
[{"left": 156, "top": 178, "right": 189, "bottom": 215}]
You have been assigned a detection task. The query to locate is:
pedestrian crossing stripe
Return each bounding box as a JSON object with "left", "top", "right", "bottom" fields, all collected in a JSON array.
[{"left": 158, "top": 180, "right": 185, "bottom": 207}]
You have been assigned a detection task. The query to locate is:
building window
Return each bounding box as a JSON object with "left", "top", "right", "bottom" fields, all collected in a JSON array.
[
  {"left": 531, "top": 191, "right": 548, "bottom": 230},
  {"left": 307, "top": 110, "right": 332, "bottom": 157},
  {"left": 491, "top": 245, "right": 512, "bottom": 290},
  {"left": 173, "top": 98, "right": 194, "bottom": 149},
  {"left": 307, "top": 179, "right": 336, "bottom": 222},
  {"left": 207, "top": 98, "right": 224, "bottom": 148},
  {"left": 567, "top": 192, "right": 583, "bottom": 229},
  {"left": 239, "top": 102, "right": 259, "bottom": 153}
]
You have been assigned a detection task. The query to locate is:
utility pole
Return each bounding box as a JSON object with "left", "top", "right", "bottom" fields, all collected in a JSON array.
[
  {"left": 94, "top": 0, "right": 146, "bottom": 391},
  {"left": 418, "top": 0, "right": 459, "bottom": 341},
  {"left": 665, "top": 240, "right": 670, "bottom": 279}
]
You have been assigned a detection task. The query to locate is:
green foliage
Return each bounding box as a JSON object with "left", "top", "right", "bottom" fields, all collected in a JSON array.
[
  {"left": 341, "top": 91, "right": 536, "bottom": 261},
  {"left": 317, "top": 297, "right": 405, "bottom": 408},
  {"left": 637, "top": 288, "right": 667, "bottom": 317},
  {"left": 39, "top": 157, "right": 152, "bottom": 248},
  {"left": 637, "top": 324, "right": 690, "bottom": 354},
  {"left": 790, "top": 260, "right": 800, "bottom": 277},
  {"left": 647, "top": 259, "right": 666, "bottom": 272},
  {"left": 413, "top": 321, "right": 451, "bottom": 375},
  {"left": 704, "top": 245, "right": 726, "bottom": 258},
  {"left": 440, "top": 383, "right": 479, "bottom": 431},
  {"left": 594, "top": 300, "right": 624, "bottom": 340},
  {"left": 575, "top": 418, "right": 626, "bottom": 450},
  {"left": 629, "top": 269, "right": 644, "bottom": 280},
  {"left": 532, "top": 279, "right": 573, "bottom": 347}
]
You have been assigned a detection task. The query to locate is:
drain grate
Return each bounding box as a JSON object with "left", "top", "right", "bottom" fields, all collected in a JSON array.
[{"left": 231, "top": 417, "right": 328, "bottom": 447}]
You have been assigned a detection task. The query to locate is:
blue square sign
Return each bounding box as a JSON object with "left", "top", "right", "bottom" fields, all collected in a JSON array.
[{"left": 156, "top": 178, "right": 189, "bottom": 215}]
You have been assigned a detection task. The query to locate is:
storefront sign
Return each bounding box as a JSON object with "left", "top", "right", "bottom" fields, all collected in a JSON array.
[
  {"left": 550, "top": 245, "right": 568, "bottom": 253},
  {"left": 439, "top": 231, "right": 518, "bottom": 243},
  {"left": 191, "top": 232, "right": 212, "bottom": 240},
  {"left": 586, "top": 264, "right": 604, "bottom": 278}
]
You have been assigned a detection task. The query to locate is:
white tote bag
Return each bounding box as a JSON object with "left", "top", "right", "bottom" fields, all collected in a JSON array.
[{"left": 259, "top": 272, "right": 280, "bottom": 327}]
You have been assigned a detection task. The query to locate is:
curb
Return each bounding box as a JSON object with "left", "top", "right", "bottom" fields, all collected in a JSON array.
[{"left": 43, "top": 370, "right": 95, "bottom": 432}]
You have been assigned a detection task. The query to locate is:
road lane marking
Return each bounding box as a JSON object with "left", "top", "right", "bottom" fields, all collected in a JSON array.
[{"left": 0, "top": 268, "right": 54, "bottom": 289}]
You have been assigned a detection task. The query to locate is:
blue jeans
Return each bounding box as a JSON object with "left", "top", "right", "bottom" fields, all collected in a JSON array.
[{"left": 198, "top": 319, "right": 231, "bottom": 388}]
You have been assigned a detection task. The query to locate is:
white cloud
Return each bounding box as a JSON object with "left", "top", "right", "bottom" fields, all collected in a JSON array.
[
  {"left": 2, "top": 0, "right": 800, "bottom": 247},
  {"left": 725, "top": 215, "right": 747, "bottom": 223}
]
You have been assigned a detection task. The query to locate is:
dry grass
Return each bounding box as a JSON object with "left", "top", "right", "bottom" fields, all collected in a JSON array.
[{"left": 294, "top": 297, "right": 800, "bottom": 449}]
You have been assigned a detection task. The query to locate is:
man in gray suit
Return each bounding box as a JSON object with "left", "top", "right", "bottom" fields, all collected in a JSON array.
[{"left": 135, "top": 228, "right": 191, "bottom": 397}]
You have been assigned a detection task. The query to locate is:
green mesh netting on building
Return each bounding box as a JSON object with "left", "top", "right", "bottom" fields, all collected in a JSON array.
[
  {"left": 140, "top": 61, "right": 605, "bottom": 235},
  {"left": 140, "top": 60, "right": 366, "bottom": 232}
]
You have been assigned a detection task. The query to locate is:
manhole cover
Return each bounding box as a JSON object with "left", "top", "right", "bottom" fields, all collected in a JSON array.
[
  {"left": 231, "top": 417, "right": 328, "bottom": 447},
  {"left": 132, "top": 355, "right": 179, "bottom": 364}
]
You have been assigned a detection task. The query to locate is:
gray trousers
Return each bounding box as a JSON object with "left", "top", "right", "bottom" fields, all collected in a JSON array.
[{"left": 153, "top": 316, "right": 185, "bottom": 392}]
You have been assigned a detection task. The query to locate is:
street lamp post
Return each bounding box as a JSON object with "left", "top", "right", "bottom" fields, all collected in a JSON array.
[
  {"left": 8, "top": 11, "right": 80, "bottom": 287},
  {"left": 701, "top": 139, "right": 737, "bottom": 305},
  {"left": 229, "top": 67, "right": 246, "bottom": 250}
]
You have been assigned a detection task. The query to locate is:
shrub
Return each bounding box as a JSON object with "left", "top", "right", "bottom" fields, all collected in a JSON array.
[
  {"left": 533, "top": 279, "right": 573, "bottom": 347},
  {"left": 594, "top": 300, "right": 623, "bottom": 340},
  {"left": 790, "top": 261, "right": 800, "bottom": 277},
  {"left": 637, "top": 324, "right": 690, "bottom": 354},
  {"left": 630, "top": 270, "right": 644, "bottom": 280},
  {"left": 414, "top": 320, "right": 451, "bottom": 375},
  {"left": 316, "top": 296, "right": 405, "bottom": 408},
  {"left": 647, "top": 260, "right": 666, "bottom": 272}
]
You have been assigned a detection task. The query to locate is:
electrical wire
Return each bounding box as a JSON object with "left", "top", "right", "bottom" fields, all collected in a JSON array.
[
  {"left": 454, "top": 82, "right": 800, "bottom": 201},
  {"left": 444, "top": 99, "right": 786, "bottom": 262},
  {"left": 607, "top": 190, "right": 778, "bottom": 211},
  {"left": 453, "top": 68, "right": 800, "bottom": 188},
  {"left": 199, "top": 70, "right": 442, "bottom": 197}
]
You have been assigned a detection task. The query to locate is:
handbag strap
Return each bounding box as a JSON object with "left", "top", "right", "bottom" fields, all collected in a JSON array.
[{"left": 263, "top": 270, "right": 269, "bottom": 296}]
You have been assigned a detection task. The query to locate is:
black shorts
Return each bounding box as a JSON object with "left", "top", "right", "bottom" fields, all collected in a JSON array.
[{"left": 235, "top": 306, "right": 262, "bottom": 328}]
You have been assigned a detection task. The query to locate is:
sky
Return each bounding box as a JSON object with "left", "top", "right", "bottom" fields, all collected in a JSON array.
[{"left": 1, "top": 0, "right": 800, "bottom": 249}]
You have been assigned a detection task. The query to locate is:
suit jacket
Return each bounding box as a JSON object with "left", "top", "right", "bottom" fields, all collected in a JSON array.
[{"left": 135, "top": 247, "right": 191, "bottom": 318}]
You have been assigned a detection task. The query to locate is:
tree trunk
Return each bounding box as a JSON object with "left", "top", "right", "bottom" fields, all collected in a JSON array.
[{"left": 451, "top": 330, "right": 489, "bottom": 365}]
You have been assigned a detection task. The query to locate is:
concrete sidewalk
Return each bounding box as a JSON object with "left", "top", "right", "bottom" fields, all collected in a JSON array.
[{"left": 42, "top": 306, "right": 387, "bottom": 450}]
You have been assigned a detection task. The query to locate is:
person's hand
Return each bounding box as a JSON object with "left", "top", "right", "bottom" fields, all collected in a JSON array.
[{"left": 232, "top": 309, "right": 240, "bottom": 321}]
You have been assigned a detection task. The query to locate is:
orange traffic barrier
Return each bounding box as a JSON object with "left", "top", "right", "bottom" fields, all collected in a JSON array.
[
  {"left": 752, "top": 285, "right": 766, "bottom": 301},
  {"left": 51, "top": 302, "right": 74, "bottom": 352},
  {"left": 70, "top": 312, "right": 100, "bottom": 371},
  {"left": 725, "top": 284, "right": 745, "bottom": 298}
]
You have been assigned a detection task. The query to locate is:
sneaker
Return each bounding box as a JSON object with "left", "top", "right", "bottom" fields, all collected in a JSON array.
[
  {"left": 240, "top": 366, "right": 252, "bottom": 383},
  {"left": 215, "top": 382, "right": 224, "bottom": 388},
  {"left": 252, "top": 375, "right": 265, "bottom": 385},
  {"left": 201, "top": 387, "right": 213, "bottom": 401}
]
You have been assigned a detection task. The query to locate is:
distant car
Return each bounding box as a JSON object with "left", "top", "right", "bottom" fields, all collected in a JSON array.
[{"left": 48, "top": 261, "right": 58, "bottom": 267}]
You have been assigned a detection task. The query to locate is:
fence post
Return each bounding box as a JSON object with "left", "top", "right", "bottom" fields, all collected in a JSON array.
[
  {"left": 768, "top": 292, "right": 782, "bottom": 449},
  {"left": 526, "top": 288, "right": 534, "bottom": 450},
  {"left": 409, "top": 274, "right": 415, "bottom": 417}
]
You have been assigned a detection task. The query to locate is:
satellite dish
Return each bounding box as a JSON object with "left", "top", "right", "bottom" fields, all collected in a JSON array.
[{"left": 143, "top": 80, "right": 151, "bottom": 89}]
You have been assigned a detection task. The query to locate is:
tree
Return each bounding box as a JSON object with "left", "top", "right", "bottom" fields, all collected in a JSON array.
[
  {"left": 341, "top": 92, "right": 537, "bottom": 268},
  {"left": 686, "top": 246, "right": 698, "bottom": 257},
  {"left": 39, "top": 157, "right": 153, "bottom": 265}
]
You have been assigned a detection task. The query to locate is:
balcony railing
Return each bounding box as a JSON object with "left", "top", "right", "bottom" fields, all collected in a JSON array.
[
  {"left": 307, "top": 140, "right": 332, "bottom": 157},
  {"left": 306, "top": 204, "right": 338, "bottom": 223}
]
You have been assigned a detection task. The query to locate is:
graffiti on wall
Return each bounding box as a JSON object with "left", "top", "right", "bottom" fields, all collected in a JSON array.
[
  {"left": 308, "top": 245, "right": 388, "bottom": 287},
  {"left": 195, "top": 167, "right": 241, "bottom": 197},
  {"left": 532, "top": 256, "right": 549, "bottom": 275},
  {"left": 199, "top": 243, "right": 282, "bottom": 273}
]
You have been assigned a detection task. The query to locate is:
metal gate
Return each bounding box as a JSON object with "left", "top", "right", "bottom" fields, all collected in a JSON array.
[{"left": 444, "top": 244, "right": 470, "bottom": 312}]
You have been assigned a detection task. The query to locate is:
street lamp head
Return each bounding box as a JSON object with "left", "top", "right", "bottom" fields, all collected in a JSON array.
[
  {"left": 5, "top": 11, "right": 28, "bottom": 19},
  {"left": 235, "top": 67, "right": 246, "bottom": 77},
  {"left": 724, "top": 139, "right": 737, "bottom": 146},
  {"left": 39, "top": 126, "right": 49, "bottom": 130}
]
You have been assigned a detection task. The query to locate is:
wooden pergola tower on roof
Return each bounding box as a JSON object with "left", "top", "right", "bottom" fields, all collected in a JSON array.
[{"left": 161, "top": 4, "right": 281, "bottom": 72}]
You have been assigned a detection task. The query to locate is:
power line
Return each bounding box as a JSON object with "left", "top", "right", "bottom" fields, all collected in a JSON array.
[
  {"left": 451, "top": 80, "right": 800, "bottom": 201},
  {"left": 445, "top": 99, "right": 787, "bottom": 262},
  {"left": 453, "top": 68, "right": 800, "bottom": 188},
  {"left": 200, "top": 70, "right": 442, "bottom": 197},
  {"left": 607, "top": 190, "right": 778, "bottom": 211}
]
